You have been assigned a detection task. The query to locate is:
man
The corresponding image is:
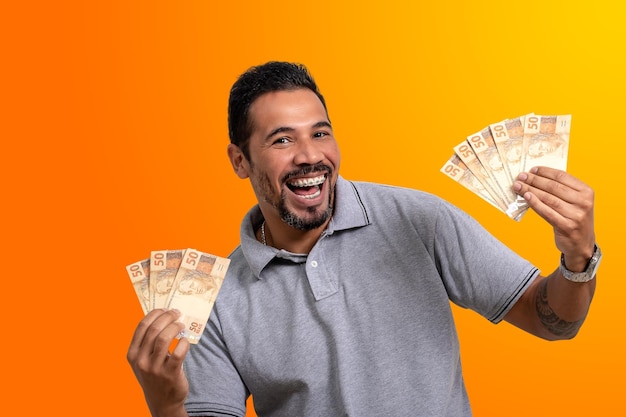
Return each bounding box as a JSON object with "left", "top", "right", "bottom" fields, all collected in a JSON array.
[{"left": 127, "top": 61, "right": 599, "bottom": 417}]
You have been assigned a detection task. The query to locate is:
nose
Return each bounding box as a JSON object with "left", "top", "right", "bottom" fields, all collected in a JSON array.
[{"left": 293, "top": 138, "right": 323, "bottom": 166}]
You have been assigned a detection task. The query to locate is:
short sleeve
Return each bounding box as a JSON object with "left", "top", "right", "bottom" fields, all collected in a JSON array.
[{"left": 432, "top": 200, "right": 539, "bottom": 323}]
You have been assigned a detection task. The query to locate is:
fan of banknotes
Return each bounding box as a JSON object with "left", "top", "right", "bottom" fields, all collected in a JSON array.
[
  {"left": 440, "top": 113, "right": 571, "bottom": 221},
  {"left": 126, "top": 248, "right": 230, "bottom": 344}
]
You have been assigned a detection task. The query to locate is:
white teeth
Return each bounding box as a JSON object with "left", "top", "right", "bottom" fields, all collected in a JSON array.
[{"left": 288, "top": 174, "right": 326, "bottom": 188}]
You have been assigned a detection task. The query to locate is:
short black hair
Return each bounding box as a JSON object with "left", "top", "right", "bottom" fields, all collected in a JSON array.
[{"left": 228, "top": 61, "right": 328, "bottom": 160}]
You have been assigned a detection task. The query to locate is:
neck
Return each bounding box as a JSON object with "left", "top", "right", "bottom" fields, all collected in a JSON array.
[{"left": 260, "top": 216, "right": 329, "bottom": 254}]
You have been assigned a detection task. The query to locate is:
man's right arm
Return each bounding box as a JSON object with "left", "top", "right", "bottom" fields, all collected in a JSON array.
[{"left": 127, "top": 309, "right": 191, "bottom": 417}]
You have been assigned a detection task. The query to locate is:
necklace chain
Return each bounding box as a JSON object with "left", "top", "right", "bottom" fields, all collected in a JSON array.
[{"left": 261, "top": 221, "right": 267, "bottom": 246}]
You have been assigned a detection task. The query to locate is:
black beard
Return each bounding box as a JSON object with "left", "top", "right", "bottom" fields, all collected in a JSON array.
[
  {"left": 251, "top": 162, "right": 335, "bottom": 231},
  {"left": 278, "top": 163, "right": 334, "bottom": 231},
  {"left": 279, "top": 189, "right": 334, "bottom": 231}
]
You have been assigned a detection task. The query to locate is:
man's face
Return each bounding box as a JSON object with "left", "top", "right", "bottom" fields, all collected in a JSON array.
[
  {"left": 237, "top": 88, "right": 340, "bottom": 231},
  {"left": 155, "top": 269, "right": 176, "bottom": 294},
  {"left": 529, "top": 137, "right": 560, "bottom": 158},
  {"left": 179, "top": 278, "right": 210, "bottom": 295}
]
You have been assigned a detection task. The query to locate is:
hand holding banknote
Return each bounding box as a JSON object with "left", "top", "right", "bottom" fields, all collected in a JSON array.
[
  {"left": 512, "top": 166, "right": 596, "bottom": 263},
  {"left": 441, "top": 113, "right": 572, "bottom": 221},
  {"left": 127, "top": 308, "right": 190, "bottom": 417},
  {"left": 126, "top": 249, "right": 229, "bottom": 416}
]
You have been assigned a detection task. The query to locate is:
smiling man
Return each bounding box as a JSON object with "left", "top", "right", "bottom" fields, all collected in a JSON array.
[
  {"left": 127, "top": 61, "right": 600, "bottom": 417},
  {"left": 228, "top": 87, "right": 340, "bottom": 254}
]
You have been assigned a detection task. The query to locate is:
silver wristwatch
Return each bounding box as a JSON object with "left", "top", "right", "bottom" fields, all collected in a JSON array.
[{"left": 559, "top": 244, "right": 602, "bottom": 283}]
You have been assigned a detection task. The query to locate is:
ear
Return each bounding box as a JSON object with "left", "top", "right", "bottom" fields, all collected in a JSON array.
[{"left": 227, "top": 143, "right": 250, "bottom": 179}]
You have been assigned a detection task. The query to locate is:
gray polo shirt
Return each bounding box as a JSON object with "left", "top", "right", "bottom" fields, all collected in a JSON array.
[{"left": 185, "top": 177, "right": 539, "bottom": 417}]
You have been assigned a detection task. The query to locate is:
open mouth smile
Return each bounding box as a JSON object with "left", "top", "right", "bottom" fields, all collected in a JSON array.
[{"left": 286, "top": 174, "right": 327, "bottom": 199}]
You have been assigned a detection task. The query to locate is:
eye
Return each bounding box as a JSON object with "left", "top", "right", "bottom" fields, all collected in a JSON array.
[
  {"left": 272, "top": 137, "right": 290, "bottom": 145},
  {"left": 313, "top": 131, "right": 329, "bottom": 138}
]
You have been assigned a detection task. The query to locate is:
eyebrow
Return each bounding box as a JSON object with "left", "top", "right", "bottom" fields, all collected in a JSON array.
[
  {"left": 312, "top": 121, "right": 332, "bottom": 130},
  {"left": 265, "top": 121, "right": 333, "bottom": 142},
  {"left": 265, "top": 126, "right": 295, "bottom": 141}
]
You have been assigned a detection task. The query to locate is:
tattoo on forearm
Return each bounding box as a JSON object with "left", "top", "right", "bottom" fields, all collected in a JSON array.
[{"left": 536, "top": 280, "right": 583, "bottom": 338}]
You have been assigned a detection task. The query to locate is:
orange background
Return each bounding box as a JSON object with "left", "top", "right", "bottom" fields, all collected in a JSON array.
[{"left": 2, "top": 1, "right": 624, "bottom": 415}]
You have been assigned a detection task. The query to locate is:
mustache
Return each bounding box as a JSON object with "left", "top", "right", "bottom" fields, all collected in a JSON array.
[{"left": 282, "top": 164, "right": 332, "bottom": 183}]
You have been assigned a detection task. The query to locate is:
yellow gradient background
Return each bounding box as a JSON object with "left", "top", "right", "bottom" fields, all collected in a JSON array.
[{"left": 2, "top": 1, "right": 623, "bottom": 415}]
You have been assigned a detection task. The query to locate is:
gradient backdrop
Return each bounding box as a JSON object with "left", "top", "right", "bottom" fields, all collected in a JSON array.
[{"left": 2, "top": 1, "right": 624, "bottom": 415}]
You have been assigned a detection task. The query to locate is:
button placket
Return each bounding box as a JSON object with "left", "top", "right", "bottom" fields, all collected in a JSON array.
[{"left": 305, "top": 242, "right": 337, "bottom": 300}]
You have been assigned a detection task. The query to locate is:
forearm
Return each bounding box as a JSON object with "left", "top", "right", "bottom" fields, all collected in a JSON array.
[
  {"left": 534, "top": 269, "right": 596, "bottom": 340},
  {"left": 505, "top": 268, "right": 596, "bottom": 341}
]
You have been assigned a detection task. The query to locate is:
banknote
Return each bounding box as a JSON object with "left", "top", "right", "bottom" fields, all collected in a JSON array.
[
  {"left": 126, "top": 247, "right": 230, "bottom": 344},
  {"left": 125, "top": 258, "right": 150, "bottom": 314},
  {"left": 489, "top": 115, "right": 532, "bottom": 217},
  {"left": 466, "top": 127, "right": 522, "bottom": 218},
  {"left": 453, "top": 139, "right": 509, "bottom": 213},
  {"left": 440, "top": 154, "right": 501, "bottom": 211},
  {"left": 442, "top": 113, "right": 571, "bottom": 221},
  {"left": 520, "top": 114, "right": 571, "bottom": 173},
  {"left": 489, "top": 115, "right": 529, "bottom": 186},
  {"left": 167, "top": 249, "right": 230, "bottom": 344},
  {"left": 149, "top": 249, "right": 184, "bottom": 310}
]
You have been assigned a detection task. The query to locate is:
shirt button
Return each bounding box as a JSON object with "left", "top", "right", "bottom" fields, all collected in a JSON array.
[{"left": 311, "top": 260, "right": 318, "bottom": 268}]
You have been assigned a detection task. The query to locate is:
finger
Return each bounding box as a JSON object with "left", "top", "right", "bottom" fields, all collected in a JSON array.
[
  {"left": 515, "top": 169, "right": 593, "bottom": 219},
  {"left": 150, "top": 319, "right": 186, "bottom": 364},
  {"left": 530, "top": 165, "right": 591, "bottom": 191},
  {"left": 128, "top": 309, "right": 181, "bottom": 360},
  {"left": 520, "top": 188, "right": 567, "bottom": 226},
  {"left": 514, "top": 178, "right": 579, "bottom": 222},
  {"left": 128, "top": 309, "right": 170, "bottom": 358},
  {"left": 515, "top": 168, "right": 578, "bottom": 204},
  {"left": 164, "top": 337, "right": 191, "bottom": 373},
  {"left": 142, "top": 309, "right": 182, "bottom": 349}
]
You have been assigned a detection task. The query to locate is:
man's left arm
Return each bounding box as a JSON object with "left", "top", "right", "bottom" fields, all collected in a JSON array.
[{"left": 504, "top": 166, "right": 598, "bottom": 340}]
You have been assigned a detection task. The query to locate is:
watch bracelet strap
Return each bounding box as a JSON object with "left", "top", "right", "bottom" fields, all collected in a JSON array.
[{"left": 559, "top": 243, "right": 601, "bottom": 282}]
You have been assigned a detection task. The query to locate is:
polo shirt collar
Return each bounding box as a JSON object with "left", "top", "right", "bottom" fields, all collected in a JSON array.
[{"left": 239, "top": 176, "right": 370, "bottom": 279}]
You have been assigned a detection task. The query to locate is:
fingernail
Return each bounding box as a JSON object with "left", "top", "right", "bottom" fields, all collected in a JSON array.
[
  {"left": 517, "top": 172, "right": 528, "bottom": 181},
  {"left": 513, "top": 182, "right": 521, "bottom": 191}
]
